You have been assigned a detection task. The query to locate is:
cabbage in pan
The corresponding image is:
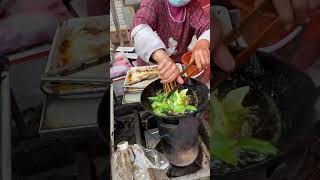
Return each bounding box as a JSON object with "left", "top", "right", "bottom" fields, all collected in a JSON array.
[
  {"left": 148, "top": 89, "right": 197, "bottom": 116},
  {"left": 211, "top": 86, "right": 278, "bottom": 166}
]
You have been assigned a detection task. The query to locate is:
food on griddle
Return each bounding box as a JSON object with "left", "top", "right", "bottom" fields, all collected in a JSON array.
[
  {"left": 211, "top": 86, "right": 278, "bottom": 167},
  {"left": 148, "top": 89, "right": 197, "bottom": 116},
  {"left": 127, "top": 68, "right": 159, "bottom": 85}
]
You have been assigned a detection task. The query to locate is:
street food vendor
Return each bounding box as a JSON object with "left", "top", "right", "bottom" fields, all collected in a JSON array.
[{"left": 130, "top": 0, "right": 210, "bottom": 84}]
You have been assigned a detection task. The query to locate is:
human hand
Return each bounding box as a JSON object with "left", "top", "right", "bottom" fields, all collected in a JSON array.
[
  {"left": 191, "top": 39, "right": 210, "bottom": 70},
  {"left": 212, "top": 12, "right": 235, "bottom": 72},
  {"left": 152, "top": 49, "right": 184, "bottom": 84},
  {"left": 255, "top": 0, "right": 320, "bottom": 30}
]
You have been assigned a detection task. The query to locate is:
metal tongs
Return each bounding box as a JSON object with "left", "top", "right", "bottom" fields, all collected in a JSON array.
[{"left": 212, "top": 0, "right": 280, "bottom": 89}]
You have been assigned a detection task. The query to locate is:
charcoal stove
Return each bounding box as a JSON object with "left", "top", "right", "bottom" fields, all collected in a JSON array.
[{"left": 112, "top": 103, "right": 210, "bottom": 179}]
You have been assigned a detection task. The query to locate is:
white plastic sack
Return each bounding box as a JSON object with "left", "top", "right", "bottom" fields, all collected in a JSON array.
[{"left": 111, "top": 142, "right": 170, "bottom": 180}]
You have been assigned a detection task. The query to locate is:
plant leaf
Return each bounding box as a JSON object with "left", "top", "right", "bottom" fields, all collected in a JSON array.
[
  {"left": 211, "top": 130, "right": 239, "bottom": 166},
  {"left": 210, "top": 86, "right": 277, "bottom": 166},
  {"left": 150, "top": 89, "right": 196, "bottom": 115},
  {"left": 237, "top": 136, "right": 278, "bottom": 155},
  {"left": 211, "top": 93, "right": 248, "bottom": 138},
  {"left": 210, "top": 93, "right": 221, "bottom": 131},
  {"left": 211, "top": 95, "right": 239, "bottom": 166},
  {"left": 223, "top": 86, "right": 250, "bottom": 112}
]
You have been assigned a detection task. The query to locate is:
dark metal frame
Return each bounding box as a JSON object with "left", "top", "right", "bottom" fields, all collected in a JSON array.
[{"left": 0, "top": 55, "right": 11, "bottom": 180}]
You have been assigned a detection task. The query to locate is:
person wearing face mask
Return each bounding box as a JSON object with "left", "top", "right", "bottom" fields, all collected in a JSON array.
[{"left": 130, "top": 0, "right": 210, "bottom": 84}]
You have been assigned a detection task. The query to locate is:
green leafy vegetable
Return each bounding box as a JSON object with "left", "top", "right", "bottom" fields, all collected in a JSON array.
[
  {"left": 211, "top": 130, "right": 238, "bottom": 166},
  {"left": 237, "top": 137, "right": 278, "bottom": 155},
  {"left": 211, "top": 87, "right": 250, "bottom": 138},
  {"left": 148, "top": 89, "right": 197, "bottom": 116},
  {"left": 211, "top": 86, "right": 278, "bottom": 166}
]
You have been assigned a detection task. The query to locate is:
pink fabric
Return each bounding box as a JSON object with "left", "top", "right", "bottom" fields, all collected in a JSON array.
[
  {"left": 110, "top": 53, "right": 133, "bottom": 79},
  {"left": 0, "top": 13, "right": 58, "bottom": 54},
  {"left": 0, "top": 0, "right": 72, "bottom": 54},
  {"left": 168, "top": 4, "right": 184, "bottom": 21},
  {"left": 202, "top": 4, "right": 209, "bottom": 18},
  {"left": 131, "top": 0, "right": 209, "bottom": 66},
  {"left": 198, "top": 0, "right": 210, "bottom": 7},
  {"left": 5, "top": 0, "right": 72, "bottom": 22}
]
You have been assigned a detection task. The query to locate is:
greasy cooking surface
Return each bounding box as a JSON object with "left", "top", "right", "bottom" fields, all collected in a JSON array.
[
  {"left": 41, "top": 96, "right": 100, "bottom": 130},
  {"left": 59, "top": 26, "right": 108, "bottom": 66},
  {"left": 44, "top": 16, "right": 109, "bottom": 70}
]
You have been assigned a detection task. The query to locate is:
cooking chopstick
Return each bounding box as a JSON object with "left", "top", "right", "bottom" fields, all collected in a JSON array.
[
  {"left": 180, "top": 61, "right": 195, "bottom": 76},
  {"left": 235, "top": 17, "right": 280, "bottom": 66},
  {"left": 212, "top": 0, "right": 280, "bottom": 90},
  {"left": 164, "top": 58, "right": 196, "bottom": 96},
  {"left": 224, "top": 0, "right": 272, "bottom": 45},
  {"left": 167, "top": 67, "right": 198, "bottom": 97}
]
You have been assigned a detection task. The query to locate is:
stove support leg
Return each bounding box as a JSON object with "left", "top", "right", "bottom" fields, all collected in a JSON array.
[{"left": 134, "top": 110, "right": 142, "bottom": 146}]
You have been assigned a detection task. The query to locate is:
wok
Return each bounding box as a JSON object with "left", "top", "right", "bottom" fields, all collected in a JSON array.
[
  {"left": 141, "top": 78, "right": 209, "bottom": 122},
  {"left": 211, "top": 49, "right": 319, "bottom": 179}
]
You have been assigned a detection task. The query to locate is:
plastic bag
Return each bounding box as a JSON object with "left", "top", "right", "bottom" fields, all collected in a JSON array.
[
  {"left": 111, "top": 141, "right": 170, "bottom": 180},
  {"left": 110, "top": 53, "right": 132, "bottom": 79}
]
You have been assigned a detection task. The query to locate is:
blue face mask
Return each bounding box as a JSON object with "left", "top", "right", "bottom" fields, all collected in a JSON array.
[{"left": 168, "top": 0, "right": 191, "bottom": 7}]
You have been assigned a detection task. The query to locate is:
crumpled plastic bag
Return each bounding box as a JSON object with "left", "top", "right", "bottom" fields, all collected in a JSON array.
[
  {"left": 110, "top": 53, "right": 132, "bottom": 79},
  {"left": 112, "top": 143, "right": 170, "bottom": 180}
]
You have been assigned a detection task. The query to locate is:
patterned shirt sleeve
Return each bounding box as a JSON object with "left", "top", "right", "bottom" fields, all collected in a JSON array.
[{"left": 189, "top": 1, "right": 210, "bottom": 39}]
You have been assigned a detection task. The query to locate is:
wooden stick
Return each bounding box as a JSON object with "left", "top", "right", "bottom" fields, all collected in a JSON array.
[
  {"left": 224, "top": 0, "right": 272, "bottom": 45},
  {"left": 181, "top": 61, "right": 196, "bottom": 76},
  {"left": 236, "top": 17, "right": 280, "bottom": 66},
  {"left": 167, "top": 67, "right": 198, "bottom": 97},
  {"left": 211, "top": 0, "right": 279, "bottom": 91}
]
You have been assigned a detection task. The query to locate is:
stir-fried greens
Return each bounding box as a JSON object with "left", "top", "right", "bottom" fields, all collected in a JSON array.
[
  {"left": 148, "top": 89, "right": 197, "bottom": 116},
  {"left": 211, "top": 86, "right": 278, "bottom": 166}
]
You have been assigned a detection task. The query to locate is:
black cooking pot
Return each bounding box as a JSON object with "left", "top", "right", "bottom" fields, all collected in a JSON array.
[
  {"left": 211, "top": 49, "right": 319, "bottom": 179},
  {"left": 141, "top": 78, "right": 209, "bottom": 166}
]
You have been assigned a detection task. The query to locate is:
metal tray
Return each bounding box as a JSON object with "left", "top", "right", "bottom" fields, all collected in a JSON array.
[
  {"left": 41, "top": 61, "right": 110, "bottom": 95},
  {"left": 39, "top": 93, "right": 104, "bottom": 138},
  {"left": 122, "top": 92, "right": 141, "bottom": 104},
  {"left": 123, "top": 65, "right": 159, "bottom": 89},
  {"left": 41, "top": 15, "right": 110, "bottom": 95},
  {"left": 44, "top": 15, "right": 109, "bottom": 75}
]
